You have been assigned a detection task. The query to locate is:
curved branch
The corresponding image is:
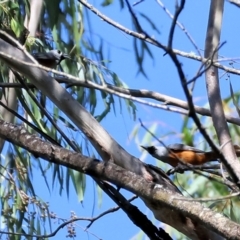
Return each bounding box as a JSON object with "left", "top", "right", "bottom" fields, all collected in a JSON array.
[
  {"left": 0, "top": 119, "right": 230, "bottom": 239},
  {"left": 1, "top": 79, "right": 240, "bottom": 126},
  {"left": 204, "top": 0, "right": 240, "bottom": 182}
]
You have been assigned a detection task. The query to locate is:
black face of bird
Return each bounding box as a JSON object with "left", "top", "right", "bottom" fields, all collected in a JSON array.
[{"left": 141, "top": 145, "right": 156, "bottom": 154}]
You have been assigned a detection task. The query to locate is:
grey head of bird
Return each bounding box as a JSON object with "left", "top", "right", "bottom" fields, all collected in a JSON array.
[
  {"left": 141, "top": 145, "right": 170, "bottom": 161},
  {"left": 33, "top": 49, "right": 70, "bottom": 68}
]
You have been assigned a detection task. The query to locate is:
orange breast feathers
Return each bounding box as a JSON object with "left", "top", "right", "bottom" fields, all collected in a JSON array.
[
  {"left": 168, "top": 150, "right": 217, "bottom": 166},
  {"left": 169, "top": 144, "right": 240, "bottom": 166}
]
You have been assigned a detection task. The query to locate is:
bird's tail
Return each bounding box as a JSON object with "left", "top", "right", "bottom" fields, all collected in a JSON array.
[
  {"left": 204, "top": 151, "right": 220, "bottom": 163},
  {"left": 205, "top": 145, "right": 240, "bottom": 162}
]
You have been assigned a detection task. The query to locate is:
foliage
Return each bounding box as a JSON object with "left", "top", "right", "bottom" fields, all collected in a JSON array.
[{"left": 0, "top": 0, "right": 240, "bottom": 239}]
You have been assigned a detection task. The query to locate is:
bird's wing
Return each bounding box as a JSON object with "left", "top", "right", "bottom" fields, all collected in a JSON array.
[
  {"left": 32, "top": 52, "right": 56, "bottom": 60},
  {"left": 168, "top": 143, "right": 205, "bottom": 153}
]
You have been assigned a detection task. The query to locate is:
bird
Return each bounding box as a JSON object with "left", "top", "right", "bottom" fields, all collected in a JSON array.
[
  {"left": 32, "top": 49, "right": 70, "bottom": 68},
  {"left": 141, "top": 143, "right": 240, "bottom": 167}
]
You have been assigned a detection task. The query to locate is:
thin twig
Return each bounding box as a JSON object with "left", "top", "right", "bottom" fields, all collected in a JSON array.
[
  {"left": 173, "top": 192, "right": 240, "bottom": 202},
  {"left": 1, "top": 79, "right": 240, "bottom": 126},
  {"left": 85, "top": 195, "right": 138, "bottom": 229},
  {"left": 77, "top": 0, "right": 240, "bottom": 77},
  {"left": 156, "top": 0, "right": 202, "bottom": 56}
]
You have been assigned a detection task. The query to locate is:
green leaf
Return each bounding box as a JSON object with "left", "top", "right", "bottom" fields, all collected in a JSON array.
[{"left": 101, "top": 0, "right": 113, "bottom": 6}]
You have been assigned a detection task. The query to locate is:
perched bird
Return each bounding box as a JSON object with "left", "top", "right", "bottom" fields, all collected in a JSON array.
[
  {"left": 141, "top": 144, "right": 240, "bottom": 167},
  {"left": 32, "top": 49, "right": 70, "bottom": 68}
]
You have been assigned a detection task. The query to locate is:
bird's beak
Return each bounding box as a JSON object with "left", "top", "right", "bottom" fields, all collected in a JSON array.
[
  {"left": 141, "top": 146, "right": 147, "bottom": 150},
  {"left": 63, "top": 53, "right": 71, "bottom": 60}
]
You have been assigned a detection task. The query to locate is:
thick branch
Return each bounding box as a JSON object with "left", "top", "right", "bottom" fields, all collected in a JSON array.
[
  {"left": 204, "top": 0, "right": 240, "bottom": 182},
  {"left": 0, "top": 120, "right": 233, "bottom": 240}
]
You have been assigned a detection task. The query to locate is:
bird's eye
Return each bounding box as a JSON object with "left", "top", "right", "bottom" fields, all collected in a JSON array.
[{"left": 57, "top": 50, "right": 61, "bottom": 54}]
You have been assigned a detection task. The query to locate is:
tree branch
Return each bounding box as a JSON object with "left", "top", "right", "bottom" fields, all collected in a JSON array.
[
  {"left": 204, "top": 0, "right": 240, "bottom": 183},
  {"left": 0, "top": 34, "right": 227, "bottom": 240},
  {"left": 1, "top": 79, "right": 240, "bottom": 126},
  {"left": 0, "top": 119, "right": 233, "bottom": 239}
]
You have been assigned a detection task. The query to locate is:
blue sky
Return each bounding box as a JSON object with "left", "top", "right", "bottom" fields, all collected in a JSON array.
[{"left": 31, "top": 1, "right": 240, "bottom": 239}]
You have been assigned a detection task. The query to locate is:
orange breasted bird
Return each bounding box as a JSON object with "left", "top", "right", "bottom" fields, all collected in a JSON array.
[
  {"left": 32, "top": 50, "right": 70, "bottom": 69},
  {"left": 141, "top": 144, "right": 240, "bottom": 167}
]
